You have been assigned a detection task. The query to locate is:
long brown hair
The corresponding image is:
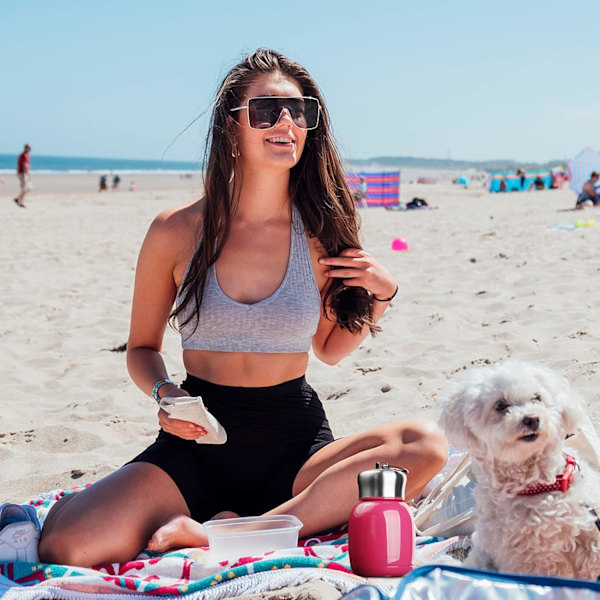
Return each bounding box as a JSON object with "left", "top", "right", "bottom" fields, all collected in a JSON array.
[{"left": 171, "top": 48, "right": 378, "bottom": 335}]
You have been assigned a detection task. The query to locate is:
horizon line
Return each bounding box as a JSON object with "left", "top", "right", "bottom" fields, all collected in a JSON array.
[{"left": 0, "top": 150, "right": 569, "bottom": 167}]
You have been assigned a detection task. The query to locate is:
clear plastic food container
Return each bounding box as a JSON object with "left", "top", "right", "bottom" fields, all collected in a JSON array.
[{"left": 203, "top": 514, "right": 303, "bottom": 561}]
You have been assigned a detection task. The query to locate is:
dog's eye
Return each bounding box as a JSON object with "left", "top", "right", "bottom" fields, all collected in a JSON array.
[
  {"left": 495, "top": 399, "right": 510, "bottom": 413},
  {"left": 531, "top": 393, "right": 541, "bottom": 402}
]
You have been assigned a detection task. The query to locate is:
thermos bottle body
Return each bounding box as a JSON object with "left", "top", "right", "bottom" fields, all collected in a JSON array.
[{"left": 348, "top": 463, "right": 415, "bottom": 577}]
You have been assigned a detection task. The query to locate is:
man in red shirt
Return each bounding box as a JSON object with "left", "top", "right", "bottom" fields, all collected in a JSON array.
[{"left": 15, "top": 144, "right": 32, "bottom": 207}]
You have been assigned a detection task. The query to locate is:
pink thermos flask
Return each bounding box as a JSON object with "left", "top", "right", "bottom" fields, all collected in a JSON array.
[{"left": 348, "top": 462, "right": 415, "bottom": 577}]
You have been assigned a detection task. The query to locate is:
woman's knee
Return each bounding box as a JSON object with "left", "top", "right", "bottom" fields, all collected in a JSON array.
[
  {"left": 389, "top": 420, "right": 448, "bottom": 499},
  {"left": 385, "top": 420, "right": 448, "bottom": 473},
  {"left": 416, "top": 421, "right": 448, "bottom": 473}
]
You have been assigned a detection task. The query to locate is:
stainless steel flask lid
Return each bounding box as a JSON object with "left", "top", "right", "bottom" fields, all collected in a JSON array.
[{"left": 357, "top": 462, "right": 409, "bottom": 499}]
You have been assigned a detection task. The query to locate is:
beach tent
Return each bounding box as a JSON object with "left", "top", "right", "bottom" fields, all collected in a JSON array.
[
  {"left": 456, "top": 175, "right": 470, "bottom": 186},
  {"left": 346, "top": 171, "right": 400, "bottom": 207},
  {"left": 568, "top": 147, "right": 600, "bottom": 195},
  {"left": 488, "top": 170, "right": 552, "bottom": 193}
]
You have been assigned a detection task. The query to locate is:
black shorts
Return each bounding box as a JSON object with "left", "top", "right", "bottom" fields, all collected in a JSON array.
[{"left": 128, "top": 374, "right": 334, "bottom": 522}]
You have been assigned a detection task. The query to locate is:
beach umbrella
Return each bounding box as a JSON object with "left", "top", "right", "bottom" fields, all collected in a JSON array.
[{"left": 568, "top": 147, "right": 600, "bottom": 195}]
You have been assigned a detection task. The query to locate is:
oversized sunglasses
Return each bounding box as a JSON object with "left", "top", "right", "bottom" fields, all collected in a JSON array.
[{"left": 230, "top": 96, "right": 321, "bottom": 130}]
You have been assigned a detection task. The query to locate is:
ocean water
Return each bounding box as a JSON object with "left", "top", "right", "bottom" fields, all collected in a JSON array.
[{"left": 0, "top": 153, "right": 202, "bottom": 174}]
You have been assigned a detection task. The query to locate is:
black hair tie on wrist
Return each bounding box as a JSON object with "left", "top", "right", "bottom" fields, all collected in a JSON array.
[{"left": 372, "top": 284, "right": 399, "bottom": 302}]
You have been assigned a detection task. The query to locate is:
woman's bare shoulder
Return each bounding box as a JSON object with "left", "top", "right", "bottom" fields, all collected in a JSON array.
[
  {"left": 139, "top": 199, "right": 204, "bottom": 268},
  {"left": 146, "top": 199, "right": 203, "bottom": 245},
  {"left": 153, "top": 199, "right": 203, "bottom": 231}
]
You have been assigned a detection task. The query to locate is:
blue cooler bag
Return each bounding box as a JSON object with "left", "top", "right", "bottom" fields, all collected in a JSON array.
[
  {"left": 339, "top": 565, "right": 600, "bottom": 600},
  {"left": 397, "top": 565, "right": 600, "bottom": 600}
]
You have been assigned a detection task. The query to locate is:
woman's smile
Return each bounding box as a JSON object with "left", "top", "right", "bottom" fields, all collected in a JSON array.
[{"left": 265, "top": 134, "right": 296, "bottom": 148}]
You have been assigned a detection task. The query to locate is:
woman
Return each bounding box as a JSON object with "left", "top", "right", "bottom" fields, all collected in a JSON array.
[{"left": 39, "top": 49, "right": 447, "bottom": 567}]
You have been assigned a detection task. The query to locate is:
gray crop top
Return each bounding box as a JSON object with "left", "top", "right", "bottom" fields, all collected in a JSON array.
[{"left": 175, "top": 204, "right": 322, "bottom": 353}]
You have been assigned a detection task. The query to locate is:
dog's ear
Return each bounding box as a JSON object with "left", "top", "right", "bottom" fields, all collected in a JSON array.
[
  {"left": 438, "top": 382, "right": 481, "bottom": 453},
  {"left": 534, "top": 365, "right": 584, "bottom": 435},
  {"left": 560, "top": 388, "right": 586, "bottom": 436}
]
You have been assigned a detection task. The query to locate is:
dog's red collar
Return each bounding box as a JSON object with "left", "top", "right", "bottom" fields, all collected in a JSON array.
[{"left": 517, "top": 453, "right": 577, "bottom": 496}]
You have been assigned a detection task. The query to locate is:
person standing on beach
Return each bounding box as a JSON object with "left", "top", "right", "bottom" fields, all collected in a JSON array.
[
  {"left": 38, "top": 48, "right": 447, "bottom": 567},
  {"left": 14, "top": 144, "right": 31, "bottom": 207},
  {"left": 516, "top": 168, "right": 526, "bottom": 190}
]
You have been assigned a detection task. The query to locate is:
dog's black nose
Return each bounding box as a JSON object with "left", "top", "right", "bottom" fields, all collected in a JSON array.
[{"left": 522, "top": 416, "right": 540, "bottom": 431}]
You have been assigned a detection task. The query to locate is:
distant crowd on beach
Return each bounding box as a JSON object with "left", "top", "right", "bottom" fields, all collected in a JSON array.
[
  {"left": 487, "top": 167, "right": 600, "bottom": 210},
  {"left": 6, "top": 143, "right": 599, "bottom": 212},
  {"left": 4, "top": 144, "right": 144, "bottom": 205},
  {"left": 98, "top": 174, "right": 120, "bottom": 191},
  {"left": 98, "top": 174, "right": 136, "bottom": 192},
  {"left": 494, "top": 168, "right": 566, "bottom": 193}
]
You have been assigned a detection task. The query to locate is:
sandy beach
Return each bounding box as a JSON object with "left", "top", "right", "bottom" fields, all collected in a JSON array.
[{"left": 2, "top": 175, "right": 599, "bottom": 504}]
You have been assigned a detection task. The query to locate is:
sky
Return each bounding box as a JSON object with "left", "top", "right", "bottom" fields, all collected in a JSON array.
[{"left": 2, "top": 0, "right": 599, "bottom": 164}]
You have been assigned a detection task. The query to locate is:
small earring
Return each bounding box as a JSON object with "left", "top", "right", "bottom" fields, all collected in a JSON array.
[{"left": 231, "top": 145, "right": 240, "bottom": 158}]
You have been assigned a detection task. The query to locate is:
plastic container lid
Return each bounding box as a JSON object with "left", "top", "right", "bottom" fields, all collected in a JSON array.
[{"left": 203, "top": 515, "right": 303, "bottom": 562}]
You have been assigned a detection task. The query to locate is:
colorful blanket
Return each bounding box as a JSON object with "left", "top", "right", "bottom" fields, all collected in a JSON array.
[{"left": 0, "top": 489, "right": 466, "bottom": 600}]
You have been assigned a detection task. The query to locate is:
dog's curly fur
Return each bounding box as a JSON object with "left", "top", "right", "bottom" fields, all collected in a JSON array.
[{"left": 438, "top": 360, "right": 600, "bottom": 579}]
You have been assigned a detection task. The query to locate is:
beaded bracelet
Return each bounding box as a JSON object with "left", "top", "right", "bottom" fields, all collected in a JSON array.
[
  {"left": 373, "top": 284, "right": 399, "bottom": 303},
  {"left": 152, "top": 378, "right": 174, "bottom": 403}
]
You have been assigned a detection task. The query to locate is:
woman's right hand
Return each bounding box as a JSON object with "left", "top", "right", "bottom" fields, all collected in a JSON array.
[
  {"left": 157, "top": 408, "right": 208, "bottom": 440},
  {"left": 156, "top": 384, "right": 208, "bottom": 440}
]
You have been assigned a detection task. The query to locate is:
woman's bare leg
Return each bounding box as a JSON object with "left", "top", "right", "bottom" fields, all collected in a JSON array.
[
  {"left": 148, "top": 420, "right": 447, "bottom": 552},
  {"left": 277, "top": 420, "right": 447, "bottom": 537},
  {"left": 39, "top": 462, "right": 189, "bottom": 567}
]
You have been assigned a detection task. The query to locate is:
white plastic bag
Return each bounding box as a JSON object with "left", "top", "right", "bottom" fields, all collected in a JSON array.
[{"left": 413, "top": 451, "right": 476, "bottom": 537}]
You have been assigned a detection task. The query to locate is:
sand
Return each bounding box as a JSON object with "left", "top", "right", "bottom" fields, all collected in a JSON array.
[{"left": 2, "top": 174, "right": 599, "bottom": 503}]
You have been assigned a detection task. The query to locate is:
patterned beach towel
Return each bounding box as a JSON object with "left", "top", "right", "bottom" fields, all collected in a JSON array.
[{"left": 0, "top": 488, "right": 464, "bottom": 600}]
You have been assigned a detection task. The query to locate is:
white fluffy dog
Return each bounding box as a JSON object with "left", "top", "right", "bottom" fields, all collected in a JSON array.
[{"left": 438, "top": 360, "right": 600, "bottom": 579}]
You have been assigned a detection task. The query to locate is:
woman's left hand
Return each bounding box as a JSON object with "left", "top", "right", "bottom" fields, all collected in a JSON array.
[{"left": 319, "top": 248, "right": 396, "bottom": 299}]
